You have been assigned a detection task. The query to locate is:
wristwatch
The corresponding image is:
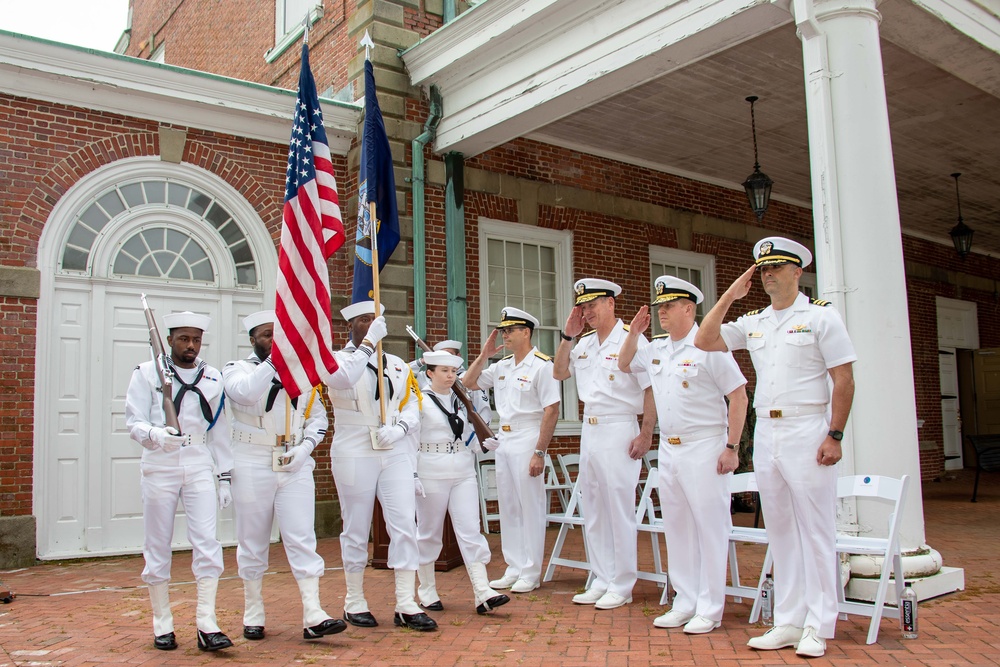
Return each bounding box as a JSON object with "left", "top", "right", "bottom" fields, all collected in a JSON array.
[
  {"left": 533, "top": 449, "right": 546, "bottom": 458},
  {"left": 560, "top": 331, "right": 574, "bottom": 341},
  {"left": 725, "top": 443, "right": 739, "bottom": 450},
  {"left": 828, "top": 429, "right": 844, "bottom": 441}
]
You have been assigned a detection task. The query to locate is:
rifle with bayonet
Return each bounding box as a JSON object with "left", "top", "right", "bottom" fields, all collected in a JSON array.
[
  {"left": 406, "top": 326, "right": 494, "bottom": 451},
  {"left": 140, "top": 294, "right": 182, "bottom": 433}
]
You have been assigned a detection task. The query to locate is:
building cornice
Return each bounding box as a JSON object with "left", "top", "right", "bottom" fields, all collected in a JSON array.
[{"left": 0, "top": 30, "right": 360, "bottom": 154}]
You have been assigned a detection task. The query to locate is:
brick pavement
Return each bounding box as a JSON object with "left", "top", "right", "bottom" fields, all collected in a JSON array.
[{"left": 1, "top": 469, "right": 998, "bottom": 666}]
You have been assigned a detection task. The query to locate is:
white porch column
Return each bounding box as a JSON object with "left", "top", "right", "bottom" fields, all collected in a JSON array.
[{"left": 791, "top": 0, "right": 962, "bottom": 596}]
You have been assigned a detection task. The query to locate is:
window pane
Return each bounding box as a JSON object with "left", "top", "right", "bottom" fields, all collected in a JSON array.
[
  {"left": 62, "top": 247, "right": 89, "bottom": 271},
  {"left": 523, "top": 245, "right": 539, "bottom": 271},
  {"left": 120, "top": 183, "right": 145, "bottom": 208},
  {"left": 192, "top": 259, "right": 214, "bottom": 282},
  {"left": 143, "top": 181, "right": 166, "bottom": 204},
  {"left": 98, "top": 191, "right": 126, "bottom": 218},
  {"left": 165, "top": 229, "right": 188, "bottom": 254},
  {"left": 67, "top": 224, "right": 97, "bottom": 251},
  {"left": 236, "top": 264, "right": 256, "bottom": 286},
  {"left": 488, "top": 266, "right": 504, "bottom": 293},
  {"left": 112, "top": 253, "right": 137, "bottom": 275},
  {"left": 230, "top": 240, "right": 254, "bottom": 264},
  {"left": 167, "top": 184, "right": 191, "bottom": 208},
  {"left": 204, "top": 202, "right": 231, "bottom": 229},
  {"left": 218, "top": 220, "right": 244, "bottom": 245},
  {"left": 487, "top": 239, "right": 504, "bottom": 266},
  {"left": 505, "top": 268, "right": 523, "bottom": 296},
  {"left": 525, "top": 273, "right": 541, "bottom": 298},
  {"left": 284, "top": 0, "right": 315, "bottom": 31},
  {"left": 168, "top": 261, "right": 191, "bottom": 280},
  {"left": 187, "top": 191, "right": 210, "bottom": 216},
  {"left": 80, "top": 204, "right": 111, "bottom": 233},
  {"left": 137, "top": 256, "right": 160, "bottom": 277},
  {"left": 142, "top": 228, "right": 166, "bottom": 251},
  {"left": 121, "top": 234, "right": 147, "bottom": 258},
  {"left": 539, "top": 247, "right": 555, "bottom": 272},
  {"left": 540, "top": 272, "right": 556, "bottom": 300},
  {"left": 505, "top": 242, "right": 522, "bottom": 269}
]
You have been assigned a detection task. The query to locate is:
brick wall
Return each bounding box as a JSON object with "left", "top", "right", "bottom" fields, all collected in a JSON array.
[{"left": 0, "top": 93, "right": 353, "bottom": 510}]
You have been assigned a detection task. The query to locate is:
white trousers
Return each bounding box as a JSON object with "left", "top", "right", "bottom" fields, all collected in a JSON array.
[
  {"left": 140, "top": 462, "right": 223, "bottom": 585},
  {"left": 331, "top": 452, "right": 419, "bottom": 572},
  {"left": 231, "top": 443, "right": 324, "bottom": 581},
  {"left": 495, "top": 430, "right": 546, "bottom": 584},
  {"left": 754, "top": 414, "right": 839, "bottom": 638},
  {"left": 659, "top": 435, "right": 732, "bottom": 621},
  {"left": 579, "top": 420, "right": 641, "bottom": 597},
  {"left": 415, "top": 449, "right": 491, "bottom": 566}
]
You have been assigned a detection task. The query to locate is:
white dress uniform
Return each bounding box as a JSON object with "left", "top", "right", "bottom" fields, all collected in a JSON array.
[
  {"left": 475, "top": 347, "right": 561, "bottom": 587},
  {"left": 126, "top": 352, "right": 232, "bottom": 640},
  {"left": 721, "top": 292, "right": 856, "bottom": 638},
  {"left": 630, "top": 323, "right": 746, "bottom": 623},
  {"left": 568, "top": 318, "right": 650, "bottom": 599},
  {"left": 223, "top": 347, "right": 333, "bottom": 632},
  {"left": 326, "top": 340, "right": 422, "bottom": 612}
]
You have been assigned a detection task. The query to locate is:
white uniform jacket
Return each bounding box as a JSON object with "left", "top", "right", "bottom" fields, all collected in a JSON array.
[
  {"left": 126, "top": 358, "right": 233, "bottom": 473},
  {"left": 568, "top": 319, "right": 651, "bottom": 414},
  {"left": 475, "top": 347, "right": 561, "bottom": 428}
]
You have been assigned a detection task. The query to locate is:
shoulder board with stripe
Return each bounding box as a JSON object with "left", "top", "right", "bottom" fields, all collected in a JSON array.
[
  {"left": 501, "top": 353, "right": 514, "bottom": 360},
  {"left": 224, "top": 360, "right": 238, "bottom": 367},
  {"left": 622, "top": 324, "right": 630, "bottom": 331},
  {"left": 810, "top": 297, "right": 832, "bottom": 307},
  {"left": 534, "top": 351, "right": 552, "bottom": 362},
  {"left": 652, "top": 333, "right": 670, "bottom": 340},
  {"left": 745, "top": 308, "right": 765, "bottom": 316},
  {"left": 580, "top": 330, "right": 597, "bottom": 338}
]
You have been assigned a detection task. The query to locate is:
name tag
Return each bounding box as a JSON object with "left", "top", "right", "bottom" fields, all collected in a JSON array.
[
  {"left": 652, "top": 359, "right": 660, "bottom": 365},
  {"left": 748, "top": 332, "right": 763, "bottom": 338}
]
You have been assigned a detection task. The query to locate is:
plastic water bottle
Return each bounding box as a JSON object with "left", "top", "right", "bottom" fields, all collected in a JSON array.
[
  {"left": 760, "top": 573, "right": 774, "bottom": 626},
  {"left": 900, "top": 582, "right": 918, "bottom": 639}
]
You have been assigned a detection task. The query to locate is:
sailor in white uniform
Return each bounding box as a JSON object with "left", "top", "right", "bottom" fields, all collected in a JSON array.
[
  {"left": 464, "top": 307, "right": 560, "bottom": 593},
  {"left": 553, "top": 279, "right": 656, "bottom": 610},
  {"left": 618, "top": 277, "right": 748, "bottom": 634},
  {"left": 323, "top": 300, "right": 437, "bottom": 632},
  {"left": 223, "top": 310, "right": 345, "bottom": 642},
  {"left": 125, "top": 311, "right": 233, "bottom": 652},
  {"left": 695, "top": 237, "right": 857, "bottom": 658},
  {"left": 412, "top": 350, "right": 510, "bottom": 616}
]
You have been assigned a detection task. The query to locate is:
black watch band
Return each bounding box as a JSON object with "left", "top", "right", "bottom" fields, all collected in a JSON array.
[
  {"left": 560, "top": 331, "right": 574, "bottom": 341},
  {"left": 828, "top": 429, "right": 844, "bottom": 441}
]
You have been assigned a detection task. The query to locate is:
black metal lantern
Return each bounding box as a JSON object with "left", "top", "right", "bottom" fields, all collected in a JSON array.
[
  {"left": 949, "top": 172, "right": 974, "bottom": 258},
  {"left": 742, "top": 95, "right": 773, "bottom": 222}
]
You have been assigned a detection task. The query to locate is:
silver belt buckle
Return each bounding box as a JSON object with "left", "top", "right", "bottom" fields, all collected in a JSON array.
[{"left": 588, "top": 416, "right": 599, "bottom": 425}]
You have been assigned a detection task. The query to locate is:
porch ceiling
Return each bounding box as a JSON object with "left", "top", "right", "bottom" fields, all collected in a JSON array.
[{"left": 527, "top": 22, "right": 1000, "bottom": 256}]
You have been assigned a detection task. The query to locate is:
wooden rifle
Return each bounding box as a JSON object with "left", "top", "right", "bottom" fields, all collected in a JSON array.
[{"left": 140, "top": 294, "right": 182, "bottom": 434}]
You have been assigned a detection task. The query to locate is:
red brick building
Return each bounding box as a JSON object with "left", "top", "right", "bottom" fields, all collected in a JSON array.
[{"left": 2, "top": 0, "right": 998, "bottom": 583}]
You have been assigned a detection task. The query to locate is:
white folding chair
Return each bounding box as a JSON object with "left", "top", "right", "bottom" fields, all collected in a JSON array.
[
  {"left": 835, "top": 474, "right": 910, "bottom": 645},
  {"left": 544, "top": 453, "right": 571, "bottom": 515},
  {"left": 635, "top": 466, "right": 670, "bottom": 604},
  {"left": 727, "top": 472, "right": 771, "bottom": 621},
  {"left": 557, "top": 453, "right": 580, "bottom": 488},
  {"left": 543, "top": 476, "right": 592, "bottom": 583},
  {"left": 642, "top": 448, "right": 659, "bottom": 472},
  {"left": 475, "top": 450, "right": 501, "bottom": 533}
]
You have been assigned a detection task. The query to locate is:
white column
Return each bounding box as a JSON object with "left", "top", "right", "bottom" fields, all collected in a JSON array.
[{"left": 792, "top": 0, "right": 935, "bottom": 567}]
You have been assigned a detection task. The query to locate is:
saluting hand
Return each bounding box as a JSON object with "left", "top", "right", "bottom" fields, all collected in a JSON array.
[
  {"left": 723, "top": 265, "right": 757, "bottom": 302},
  {"left": 629, "top": 306, "right": 651, "bottom": 335},
  {"left": 481, "top": 329, "right": 503, "bottom": 357},
  {"left": 563, "top": 306, "right": 585, "bottom": 338}
]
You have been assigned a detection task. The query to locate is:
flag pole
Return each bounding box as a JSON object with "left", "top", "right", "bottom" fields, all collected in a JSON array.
[
  {"left": 369, "top": 199, "right": 387, "bottom": 425},
  {"left": 287, "top": 13, "right": 308, "bottom": 441}
]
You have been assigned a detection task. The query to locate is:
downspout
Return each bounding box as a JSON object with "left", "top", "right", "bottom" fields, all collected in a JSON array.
[
  {"left": 410, "top": 86, "right": 442, "bottom": 345},
  {"left": 444, "top": 152, "right": 467, "bottom": 357},
  {"left": 443, "top": 0, "right": 457, "bottom": 23}
]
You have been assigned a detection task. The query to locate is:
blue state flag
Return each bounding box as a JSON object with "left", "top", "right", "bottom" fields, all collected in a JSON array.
[{"left": 352, "top": 59, "right": 400, "bottom": 303}]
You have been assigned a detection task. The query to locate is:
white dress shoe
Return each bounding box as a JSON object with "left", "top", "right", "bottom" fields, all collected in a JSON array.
[
  {"left": 747, "top": 624, "right": 804, "bottom": 650},
  {"left": 652, "top": 609, "right": 694, "bottom": 628},
  {"left": 571, "top": 588, "right": 607, "bottom": 605},
  {"left": 594, "top": 592, "right": 632, "bottom": 610},
  {"left": 488, "top": 574, "right": 519, "bottom": 589},
  {"left": 795, "top": 626, "right": 826, "bottom": 658},
  {"left": 682, "top": 615, "right": 721, "bottom": 634},
  {"left": 510, "top": 579, "right": 540, "bottom": 594}
]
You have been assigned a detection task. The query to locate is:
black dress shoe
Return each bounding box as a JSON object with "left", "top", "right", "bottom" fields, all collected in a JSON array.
[
  {"left": 303, "top": 618, "right": 347, "bottom": 639},
  {"left": 343, "top": 610, "right": 378, "bottom": 628},
  {"left": 393, "top": 611, "right": 438, "bottom": 632},
  {"left": 197, "top": 629, "right": 234, "bottom": 652},
  {"left": 243, "top": 625, "right": 265, "bottom": 640},
  {"left": 476, "top": 593, "right": 511, "bottom": 615},
  {"left": 420, "top": 600, "right": 444, "bottom": 612},
  {"left": 153, "top": 632, "right": 177, "bottom": 650}
]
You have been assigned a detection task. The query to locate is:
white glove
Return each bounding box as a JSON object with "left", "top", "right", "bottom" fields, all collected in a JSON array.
[
  {"left": 376, "top": 424, "right": 406, "bottom": 448},
  {"left": 279, "top": 444, "right": 310, "bottom": 474},
  {"left": 149, "top": 426, "right": 185, "bottom": 452},
  {"left": 365, "top": 316, "right": 388, "bottom": 344},
  {"left": 217, "top": 480, "right": 232, "bottom": 510},
  {"left": 482, "top": 437, "right": 500, "bottom": 451},
  {"left": 414, "top": 473, "right": 426, "bottom": 498}
]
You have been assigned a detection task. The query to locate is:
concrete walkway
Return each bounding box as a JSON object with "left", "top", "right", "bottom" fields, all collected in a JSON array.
[{"left": 1, "top": 469, "right": 997, "bottom": 666}]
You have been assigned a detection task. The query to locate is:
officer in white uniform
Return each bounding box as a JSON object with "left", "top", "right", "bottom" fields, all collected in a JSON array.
[
  {"left": 618, "top": 277, "right": 748, "bottom": 634},
  {"left": 464, "top": 307, "right": 560, "bottom": 593},
  {"left": 410, "top": 340, "right": 492, "bottom": 439},
  {"left": 125, "top": 311, "right": 234, "bottom": 652},
  {"left": 695, "top": 237, "right": 857, "bottom": 658},
  {"left": 553, "top": 279, "right": 656, "bottom": 610},
  {"left": 223, "top": 310, "right": 346, "bottom": 642},
  {"left": 323, "top": 300, "right": 437, "bottom": 632},
  {"left": 413, "top": 350, "right": 511, "bottom": 615}
]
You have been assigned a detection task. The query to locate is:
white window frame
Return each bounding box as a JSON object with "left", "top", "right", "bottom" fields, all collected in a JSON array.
[
  {"left": 150, "top": 42, "right": 165, "bottom": 64},
  {"left": 799, "top": 271, "right": 817, "bottom": 298},
  {"left": 648, "top": 246, "right": 717, "bottom": 334},
  {"left": 265, "top": 1, "right": 323, "bottom": 64},
  {"left": 478, "top": 218, "right": 580, "bottom": 433}
]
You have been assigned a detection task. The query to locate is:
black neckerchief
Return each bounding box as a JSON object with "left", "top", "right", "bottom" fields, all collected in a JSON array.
[
  {"left": 169, "top": 360, "right": 214, "bottom": 423},
  {"left": 366, "top": 354, "right": 394, "bottom": 402},
  {"left": 251, "top": 355, "right": 298, "bottom": 412},
  {"left": 426, "top": 392, "right": 464, "bottom": 442}
]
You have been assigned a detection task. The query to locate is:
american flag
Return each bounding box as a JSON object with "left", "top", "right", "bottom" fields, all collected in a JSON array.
[{"left": 271, "top": 41, "right": 344, "bottom": 399}]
